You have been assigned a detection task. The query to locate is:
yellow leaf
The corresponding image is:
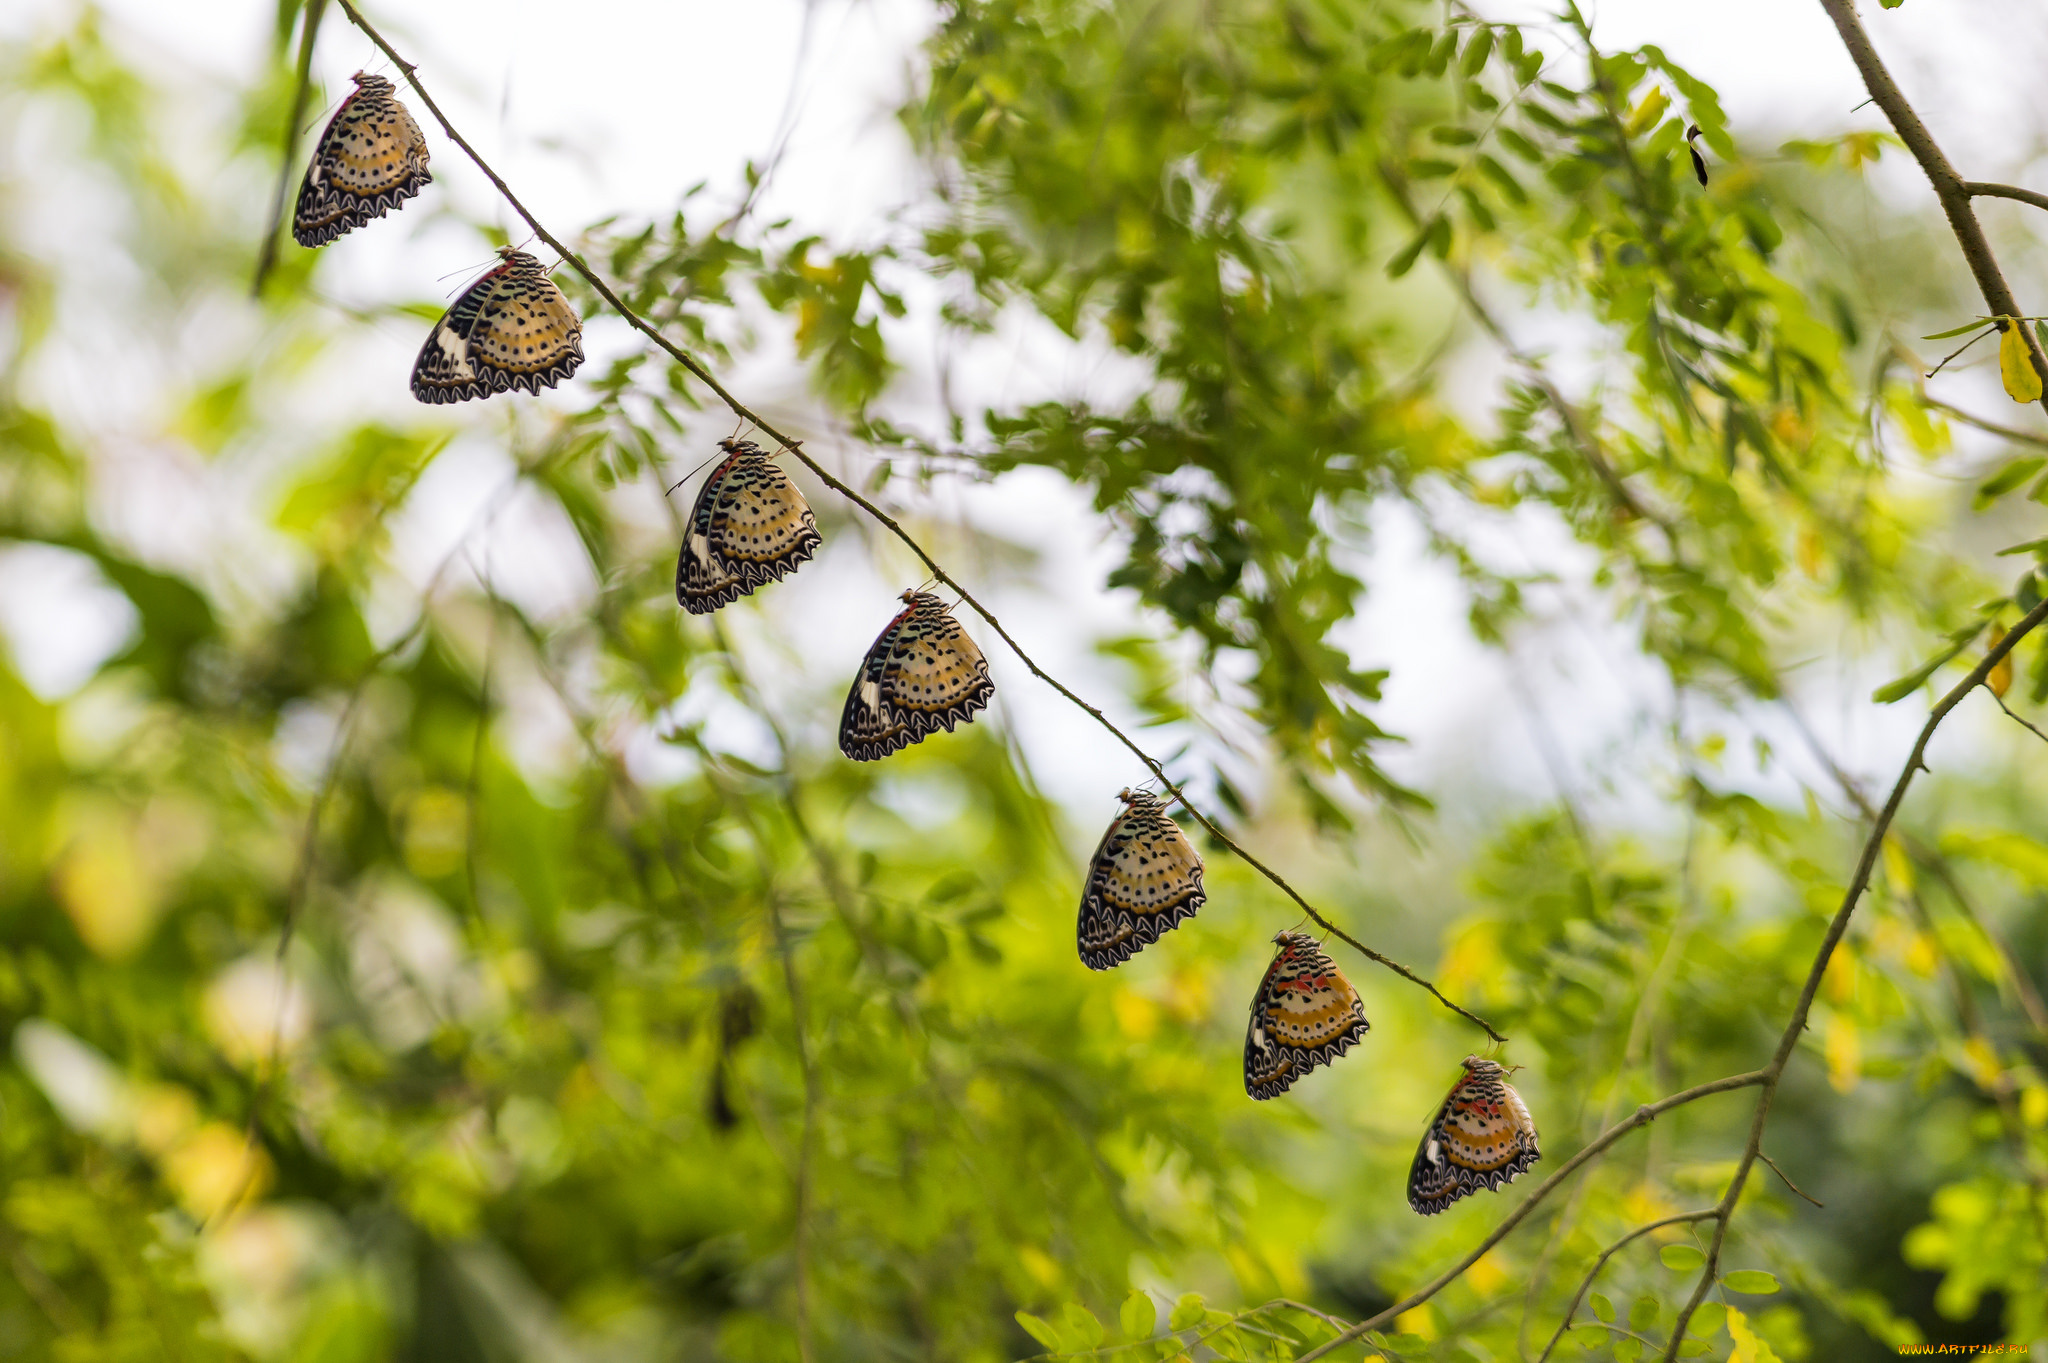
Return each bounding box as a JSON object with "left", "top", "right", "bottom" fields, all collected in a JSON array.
[
  {"left": 1796, "top": 525, "right": 1823, "bottom": 578},
  {"left": 1824, "top": 1012, "right": 1861, "bottom": 1094},
  {"left": 1396, "top": 1304, "right": 1438, "bottom": 1339},
  {"left": 1903, "top": 931, "right": 1939, "bottom": 978},
  {"left": 1881, "top": 834, "right": 1914, "bottom": 897},
  {"left": 1986, "top": 621, "right": 2013, "bottom": 698},
  {"left": 2021, "top": 1085, "right": 2048, "bottom": 1128},
  {"left": 1625, "top": 86, "right": 1670, "bottom": 138},
  {"left": 1961, "top": 1036, "right": 2002, "bottom": 1090},
  {"left": 1822, "top": 948, "right": 1857, "bottom": 1004},
  {"left": 1464, "top": 1251, "right": 1508, "bottom": 1296},
  {"left": 1998, "top": 317, "right": 2042, "bottom": 403},
  {"left": 1727, "top": 1306, "right": 1784, "bottom": 1363},
  {"left": 1112, "top": 988, "right": 1161, "bottom": 1041}
]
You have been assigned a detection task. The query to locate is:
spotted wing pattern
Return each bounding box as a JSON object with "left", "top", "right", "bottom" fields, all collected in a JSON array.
[
  {"left": 412, "top": 247, "right": 584, "bottom": 404},
  {"left": 1407, "top": 1056, "right": 1541, "bottom": 1215},
  {"left": 676, "top": 440, "right": 822, "bottom": 614},
  {"left": 292, "top": 73, "right": 431, "bottom": 247},
  {"left": 1243, "top": 931, "right": 1370, "bottom": 1099},
  {"left": 1078, "top": 789, "right": 1205, "bottom": 970},
  {"left": 839, "top": 591, "right": 994, "bottom": 761}
]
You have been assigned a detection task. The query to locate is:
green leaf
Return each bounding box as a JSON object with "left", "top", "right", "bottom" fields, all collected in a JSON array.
[
  {"left": 1660, "top": 1243, "right": 1706, "bottom": 1270},
  {"left": 1121, "top": 1292, "right": 1156, "bottom": 1341},
  {"left": 1975, "top": 458, "right": 2044, "bottom": 509},
  {"left": 1722, "top": 1269, "right": 1781, "bottom": 1295},
  {"left": 1872, "top": 620, "right": 1991, "bottom": 702},
  {"left": 1409, "top": 158, "right": 1459, "bottom": 179},
  {"left": 1459, "top": 26, "right": 1495, "bottom": 76},
  {"left": 1386, "top": 223, "right": 1432, "bottom": 278},
  {"left": 1690, "top": 1302, "right": 1727, "bottom": 1337},
  {"left": 1061, "top": 1303, "right": 1105, "bottom": 1349},
  {"left": 1016, "top": 1311, "right": 1062, "bottom": 1351},
  {"left": 1919, "top": 319, "right": 1992, "bottom": 340},
  {"left": 1590, "top": 1291, "right": 1616, "bottom": 1323},
  {"left": 1168, "top": 1293, "right": 1206, "bottom": 1331},
  {"left": 1630, "top": 1295, "right": 1660, "bottom": 1331},
  {"left": 1994, "top": 536, "right": 2048, "bottom": 557}
]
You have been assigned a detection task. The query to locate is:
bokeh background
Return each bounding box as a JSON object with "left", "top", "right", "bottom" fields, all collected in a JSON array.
[{"left": 0, "top": 0, "right": 2045, "bottom": 1359}]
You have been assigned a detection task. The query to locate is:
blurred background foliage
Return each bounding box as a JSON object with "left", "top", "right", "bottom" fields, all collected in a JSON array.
[{"left": 0, "top": 0, "right": 2045, "bottom": 1360}]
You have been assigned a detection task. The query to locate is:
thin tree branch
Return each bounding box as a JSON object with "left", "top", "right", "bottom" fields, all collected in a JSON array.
[
  {"left": 1293, "top": 1068, "right": 1768, "bottom": 1363},
  {"left": 1919, "top": 394, "right": 2048, "bottom": 449},
  {"left": 1757, "top": 1152, "right": 1822, "bottom": 1208},
  {"left": 1964, "top": 181, "right": 2048, "bottom": 216},
  {"left": 1534, "top": 1209, "right": 1721, "bottom": 1363},
  {"left": 330, "top": 0, "right": 1503, "bottom": 1042},
  {"left": 1819, "top": 0, "right": 2048, "bottom": 415},
  {"left": 1991, "top": 688, "right": 2048, "bottom": 746},
  {"left": 253, "top": 0, "right": 329, "bottom": 296},
  {"left": 1778, "top": 696, "right": 2048, "bottom": 1038},
  {"left": 1660, "top": 593, "right": 2048, "bottom": 1359}
]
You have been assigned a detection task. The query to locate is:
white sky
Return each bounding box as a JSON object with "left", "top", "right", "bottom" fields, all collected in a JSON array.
[{"left": 5, "top": 0, "right": 2047, "bottom": 848}]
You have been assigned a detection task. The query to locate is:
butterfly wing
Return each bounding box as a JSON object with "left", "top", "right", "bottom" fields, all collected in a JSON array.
[
  {"left": 1243, "top": 935, "right": 1369, "bottom": 1099},
  {"left": 1077, "top": 800, "right": 1205, "bottom": 969},
  {"left": 292, "top": 80, "right": 431, "bottom": 247},
  {"left": 1407, "top": 1063, "right": 1541, "bottom": 1215},
  {"left": 412, "top": 255, "right": 584, "bottom": 404},
  {"left": 839, "top": 602, "right": 993, "bottom": 761},
  {"left": 676, "top": 452, "right": 821, "bottom": 614},
  {"left": 462, "top": 271, "right": 584, "bottom": 397}
]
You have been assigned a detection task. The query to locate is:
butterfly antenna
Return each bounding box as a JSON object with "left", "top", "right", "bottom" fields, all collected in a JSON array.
[
  {"left": 300, "top": 85, "right": 347, "bottom": 136},
  {"left": 437, "top": 258, "right": 491, "bottom": 282},
  {"left": 669, "top": 447, "right": 726, "bottom": 494}
]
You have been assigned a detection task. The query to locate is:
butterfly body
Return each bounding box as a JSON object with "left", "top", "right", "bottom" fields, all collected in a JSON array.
[
  {"left": 1243, "top": 931, "right": 1369, "bottom": 1099},
  {"left": 1078, "top": 789, "right": 1204, "bottom": 969},
  {"left": 412, "top": 248, "right": 584, "bottom": 403},
  {"left": 676, "top": 440, "right": 821, "bottom": 613},
  {"left": 293, "top": 72, "right": 431, "bottom": 247},
  {"left": 1407, "top": 1056, "right": 1540, "bottom": 1215},
  {"left": 839, "top": 591, "right": 993, "bottom": 761}
]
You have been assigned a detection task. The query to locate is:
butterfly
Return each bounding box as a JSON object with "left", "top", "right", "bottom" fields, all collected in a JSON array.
[
  {"left": 1407, "top": 1056, "right": 1541, "bottom": 1215},
  {"left": 1243, "top": 931, "right": 1370, "bottom": 1099},
  {"left": 1077, "top": 788, "right": 1205, "bottom": 970},
  {"left": 292, "top": 72, "right": 432, "bottom": 247},
  {"left": 411, "top": 247, "right": 584, "bottom": 404},
  {"left": 839, "top": 590, "right": 994, "bottom": 761},
  {"left": 676, "top": 439, "right": 822, "bottom": 614}
]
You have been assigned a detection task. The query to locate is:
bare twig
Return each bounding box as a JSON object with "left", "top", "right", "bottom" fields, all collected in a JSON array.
[
  {"left": 1964, "top": 180, "right": 2048, "bottom": 216},
  {"left": 1533, "top": 1209, "right": 1721, "bottom": 1363},
  {"left": 1820, "top": 0, "right": 2048, "bottom": 414},
  {"left": 1991, "top": 688, "right": 2048, "bottom": 746},
  {"left": 1660, "top": 593, "right": 2048, "bottom": 1359},
  {"left": 1757, "top": 1152, "right": 1823, "bottom": 1208},
  {"left": 1919, "top": 394, "right": 2048, "bottom": 449},
  {"left": 328, "top": 0, "right": 1503, "bottom": 1041},
  {"left": 252, "top": 0, "right": 329, "bottom": 295},
  {"left": 1293, "top": 1068, "right": 1768, "bottom": 1363}
]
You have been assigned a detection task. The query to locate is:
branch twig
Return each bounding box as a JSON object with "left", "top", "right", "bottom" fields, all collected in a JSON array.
[
  {"left": 1534, "top": 1209, "right": 1721, "bottom": 1363},
  {"left": 1293, "top": 1068, "right": 1767, "bottom": 1362},
  {"left": 252, "top": 0, "right": 328, "bottom": 296},
  {"left": 1964, "top": 180, "right": 2048, "bottom": 216},
  {"left": 1821, "top": 0, "right": 2048, "bottom": 415},
  {"left": 1757, "top": 1152, "right": 1823, "bottom": 1208},
  {"left": 1991, "top": 689, "right": 2048, "bottom": 747},
  {"left": 1660, "top": 592, "right": 2048, "bottom": 1359},
  {"left": 1919, "top": 394, "right": 2048, "bottom": 449},
  {"left": 328, "top": 0, "right": 1503, "bottom": 1041}
]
